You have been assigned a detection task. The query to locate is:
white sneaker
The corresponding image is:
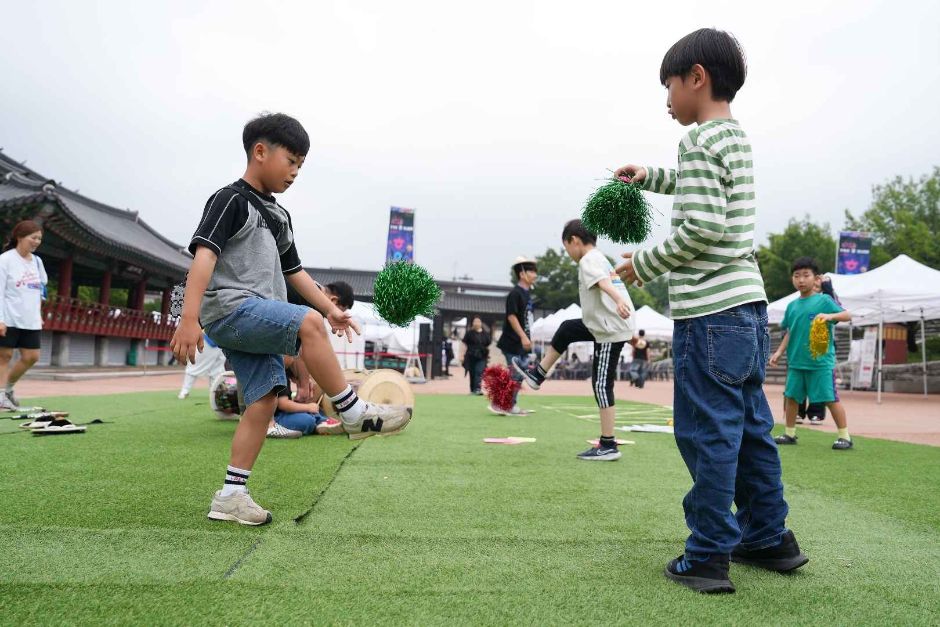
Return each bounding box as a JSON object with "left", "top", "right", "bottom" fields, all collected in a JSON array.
[
  {"left": 509, "top": 406, "right": 534, "bottom": 416},
  {"left": 177, "top": 391, "right": 189, "bottom": 400},
  {"left": 0, "top": 392, "right": 19, "bottom": 411},
  {"left": 266, "top": 423, "right": 302, "bottom": 439},
  {"left": 488, "top": 404, "right": 510, "bottom": 416},
  {"left": 207, "top": 490, "right": 272, "bottom": 525},
  {"left": 342, "top": 403, "right": 412, "bottom": 440}
]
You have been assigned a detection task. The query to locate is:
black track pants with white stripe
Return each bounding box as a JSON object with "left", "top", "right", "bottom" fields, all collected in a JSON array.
[{"left": 550, "top": 318, "right": 625, "bottom": 409}]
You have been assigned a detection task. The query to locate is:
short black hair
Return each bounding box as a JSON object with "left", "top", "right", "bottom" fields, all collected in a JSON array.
[
  {"left": 638, "top": 329, "right": 646, "bottom": 337},
  {"left": 791, "top": 256, "right": 820, "bottom": 275},
  {"left": 325, "top": 281, "right": 355, "bottom": 309},
  {"left": 243, "top": 113, "right": 310, "bottom": 159},
  {"left": 512, "top": 262, "right": 537, "bottom": 280},
  {"left": 561, "top": 219, "right": 597, "bottom": 245},
  {"left": 660, "top": 28, "right": 747, "bottom": 102}
]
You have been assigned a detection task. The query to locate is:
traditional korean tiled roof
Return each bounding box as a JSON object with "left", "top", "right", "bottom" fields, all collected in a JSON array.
[{"left": 0, "top": 150, "right": 191, "bottom": 277}]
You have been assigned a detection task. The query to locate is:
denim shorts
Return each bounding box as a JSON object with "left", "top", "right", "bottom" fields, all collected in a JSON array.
[{"left": 205, "top": 298, "right": 310, "bottom": 407}]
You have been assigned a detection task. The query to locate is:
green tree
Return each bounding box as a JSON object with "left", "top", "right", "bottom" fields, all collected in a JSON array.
[
  {"left": 844, "top": 167, "right": 940, "bottom": 270},
  {"left": 757, "top": 217, "right": 836, "bottom": 302},
  {"left": 533, "top": 247, "right": 658, "bottom": 312},
  {"left": 533, "top": 247, "right": 579, "bottom": 310}
]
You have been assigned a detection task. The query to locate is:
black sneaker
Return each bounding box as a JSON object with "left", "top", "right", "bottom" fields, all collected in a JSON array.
[
  {"left": 511, "top": 356, "right": 543, "bottom": 391},
  {"left": 832, "top": 437, "right": 853, "bottom": 450},
  {"left": 576, "top": 445, "right": 621, "bottom": 461},
  {"left": 664, "top": 554, "right": 735, "bottom": 594},
  {"left": 774, "top": 434, "right": 798, "bottom": 445},
  {"left": 731, "top": 530, "right": 809, "bottom": 572},
  {"left": 808, "top": 416, "right": 825, "bottom": 425}
]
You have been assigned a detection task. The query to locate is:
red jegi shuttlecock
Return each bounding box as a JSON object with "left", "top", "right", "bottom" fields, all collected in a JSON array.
[{"left": 482, "top": 365, "right": 520, "bottom": 412}]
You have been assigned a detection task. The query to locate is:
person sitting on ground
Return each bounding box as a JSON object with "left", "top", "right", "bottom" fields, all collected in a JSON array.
[{"left": 266, "top": 356, "right": 345, "bottom": 438}]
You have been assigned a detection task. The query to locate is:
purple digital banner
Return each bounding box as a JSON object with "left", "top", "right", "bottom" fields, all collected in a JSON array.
[
  {"left": 837, "top": 231, "right": 872, "bottom": 274},
  {"left": 386, "top": 207, "right": 415, "bottom": 263}
]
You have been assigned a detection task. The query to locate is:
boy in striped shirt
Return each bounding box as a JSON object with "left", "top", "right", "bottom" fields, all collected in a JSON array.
[{"left": 615, "top": 29, "right": 807, "bottom": 593}]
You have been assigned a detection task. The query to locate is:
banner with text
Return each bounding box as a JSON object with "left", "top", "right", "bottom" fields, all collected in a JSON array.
[
  {"left": 386, "top": 207, "right": 415, "bottom": 263},
  {"left": 837, "top": 231, "right": 872, "bottom": 274}
]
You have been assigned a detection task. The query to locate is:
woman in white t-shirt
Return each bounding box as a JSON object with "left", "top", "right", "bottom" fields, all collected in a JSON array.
[{"left": 0, "top": 220, "right": 48, "bottom": 410}]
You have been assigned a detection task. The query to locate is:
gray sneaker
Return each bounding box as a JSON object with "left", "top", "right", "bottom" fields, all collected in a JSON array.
[
  {"left": 207, "top": 490, "right": 272, "bottom": 526},
  {"left": 0, "top": 392, "right": 18, "bottom": 411},
  {"left": 6, "top": 390, "right": 20, "bottom": 409},
  {"left": 342, "top": 403, "right": 412, "bottom": 440}
]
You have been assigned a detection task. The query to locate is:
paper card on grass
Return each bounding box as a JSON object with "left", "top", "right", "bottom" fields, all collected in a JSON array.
[
  {"left": 588, "top": 438, "right": 635, "bottom": 446},
  {"left": 484, "top": 437, "right": 536, "bottom": 445},
  {"left": 617, "top": 424, "right": 675, "bottom": 434}
]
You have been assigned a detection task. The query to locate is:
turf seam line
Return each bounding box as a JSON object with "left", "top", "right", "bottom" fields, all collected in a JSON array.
[
  {"left": 293, "top": 443, "right": 362, "bottom": 526},
  {"left": 223, "top": 537, "right": 263, "bottom": 580}
]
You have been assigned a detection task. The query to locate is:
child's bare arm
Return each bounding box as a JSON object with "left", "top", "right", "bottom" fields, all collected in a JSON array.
[
  {"left": 170, "top": 246, "right": 217, "bottom": 364},
  {"left": 277, "top": 395, "right": 320, "bottom": 415},
  {"left": 595, "top": 277, "right": 631, "bottom": 319},
  {"left": 817, "top": 310, "right": 852, "bottom": 323},
  {"left": 770, "top": 332, "right": 789, "bottom": 367}
]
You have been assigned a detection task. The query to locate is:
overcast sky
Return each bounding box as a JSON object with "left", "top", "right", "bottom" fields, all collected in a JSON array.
[{"left": 2, "top": 0, "right": 937, "bottom": 284}]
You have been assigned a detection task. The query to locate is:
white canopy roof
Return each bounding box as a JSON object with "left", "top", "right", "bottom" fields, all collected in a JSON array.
[
  {"left": 632, "top": 305, "right": 674, "bottom": 341},
  {"left": 768, "top": 255, "right": 940, "bottom": 325},
  {"left": 531, "top": 303, "right": 582, "bottom": 342}
]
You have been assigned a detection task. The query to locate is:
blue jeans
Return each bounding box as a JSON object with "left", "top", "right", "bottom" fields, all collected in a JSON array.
[
  {"left": 501, "top": 350, "right": 528, "bottom": 406},
  {"left": 672, "top": 302, "right": 788, "bottom": 557},
  {"left": 274, "top": 410, "right": 327, "bottom": 435},
  {"left": 205, "top": 298, "right": 309, "bottom": 407}
]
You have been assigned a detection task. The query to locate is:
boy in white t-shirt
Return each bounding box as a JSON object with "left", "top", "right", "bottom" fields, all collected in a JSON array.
[{"left": 514, "top": 219, "right": 636, "bottom": 461}]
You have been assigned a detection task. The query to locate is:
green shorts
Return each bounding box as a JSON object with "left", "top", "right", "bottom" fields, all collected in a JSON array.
[{"left": 784, "top": 368, "right": 839, "bottom": 404}]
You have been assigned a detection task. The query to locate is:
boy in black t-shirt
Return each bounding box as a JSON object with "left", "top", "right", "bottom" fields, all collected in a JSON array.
[
  {"left": 492, "top": 256, "right": 537, "bottom": 415},
  {"left": 171, "top": 114, "right": 412, "bottom": 526}
]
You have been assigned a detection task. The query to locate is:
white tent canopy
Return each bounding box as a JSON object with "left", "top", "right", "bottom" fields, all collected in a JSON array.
[
  {"left": 531, "top": 303, "right": 582, "bottom": 342},
  {"left": 768, "top": 255, "right": 940, "bottom": 326},
  {"left": 347, "top": 300, "right": 432, "bottom": 357},
  {"left": 632, "top": 305, "right": 674, "bottom": 341}
]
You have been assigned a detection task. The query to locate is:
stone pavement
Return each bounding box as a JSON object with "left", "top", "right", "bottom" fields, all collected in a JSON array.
[{"left": 15, "top": 369, "right": 940, "bottom": 447}]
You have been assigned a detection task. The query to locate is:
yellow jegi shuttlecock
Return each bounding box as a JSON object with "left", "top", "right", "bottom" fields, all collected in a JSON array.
[{"left": 809, "top": 318, "right": 830, "bottom": 360}]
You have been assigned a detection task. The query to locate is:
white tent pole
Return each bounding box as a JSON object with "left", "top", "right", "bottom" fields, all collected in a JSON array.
[
  {"left": 847, "top": 319, "right": 854, "bottom": 390},
  {"left": 877, "top": 313, "right": 884, "bottom": 404},
  {"left": 922, "top": 310, "right": 928, "bottom": 397}
]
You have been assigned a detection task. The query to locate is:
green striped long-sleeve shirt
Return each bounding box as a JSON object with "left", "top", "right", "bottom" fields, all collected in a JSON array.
[{"left": 632, "top": 119, "right": 767, "bottom": 319}]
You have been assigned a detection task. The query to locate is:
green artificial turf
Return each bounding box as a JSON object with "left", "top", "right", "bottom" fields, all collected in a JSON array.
[{"left": 0, "top": 391, "right": 938, "bottom": 625}]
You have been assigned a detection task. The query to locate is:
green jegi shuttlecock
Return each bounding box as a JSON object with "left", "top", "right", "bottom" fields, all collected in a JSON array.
[
  {"left": 373, "top": 261, "right": 443, "bottom": 326},
  {"left": 581, "top": 178, "right": 653, "bottom": 244}
]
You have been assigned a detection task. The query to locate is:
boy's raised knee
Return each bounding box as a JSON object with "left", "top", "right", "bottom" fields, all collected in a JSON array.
[{"left": 299, "top": 310, "right": 326, "bottom": 340}]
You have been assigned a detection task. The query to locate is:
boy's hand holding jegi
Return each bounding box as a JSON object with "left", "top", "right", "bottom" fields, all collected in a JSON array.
[{"left": 614, "top": 164, "right": 647, "bottom": 184}]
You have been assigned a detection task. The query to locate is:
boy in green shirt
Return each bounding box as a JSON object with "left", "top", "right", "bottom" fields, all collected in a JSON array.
[{"left": 771, "top": 257, "right": 853, "bottom": 450}]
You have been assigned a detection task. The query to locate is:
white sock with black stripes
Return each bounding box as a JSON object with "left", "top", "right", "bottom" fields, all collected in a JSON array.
[
  {"left": 330, "top": 385, "right": 367, "bottom": 423},
  {"left": 221, "top": 465, "right": 250, "bottom": 496}
]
